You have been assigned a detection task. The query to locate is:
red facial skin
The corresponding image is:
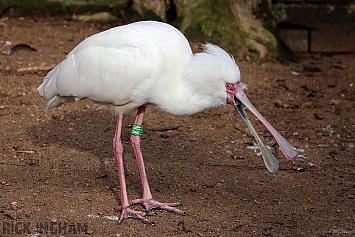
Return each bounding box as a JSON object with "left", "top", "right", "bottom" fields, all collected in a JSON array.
[{"left": 225, "top": 82, "right": 238, "bottom": 105}]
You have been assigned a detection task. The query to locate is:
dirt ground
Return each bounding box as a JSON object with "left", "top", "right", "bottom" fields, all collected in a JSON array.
[{"left": 0, "top": 16, "right": 354, "bottom": 237}]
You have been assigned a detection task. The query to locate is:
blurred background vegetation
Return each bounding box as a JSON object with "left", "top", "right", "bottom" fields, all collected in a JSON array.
[{"left": 1, "top": 0, "right": 354, "bottom": 62}]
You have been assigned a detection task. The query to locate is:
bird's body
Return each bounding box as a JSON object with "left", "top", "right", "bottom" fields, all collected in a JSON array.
[
  {"left": 38, "top": 21, "right": 239, "bottom": 116},
  {"left": 38, "top": 21, "right": 297, "bottom": 225}
]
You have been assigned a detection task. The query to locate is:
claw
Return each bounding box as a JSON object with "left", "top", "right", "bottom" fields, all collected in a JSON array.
[
  {"left": 129, "top": 198, "right": 186, "bottom": 216},
  {"left": 117, "top": 207, "right": 154, "bottom": 225}
]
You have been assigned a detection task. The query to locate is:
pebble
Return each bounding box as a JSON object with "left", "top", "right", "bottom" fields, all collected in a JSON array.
[
  {"left": 330, "top": 100, "right": 340, "bottom": 105},
  {"left": 322, "top": 125, "right": 334, "bottom": 133},
  {"left": 10, "top": 201, "right": 18, "bottom": 209},
  {"left": 86, "top": 229, "right": 94, "bottom": 235},
  {"left": 4, "top": 210, "right": 16, "bottom": 220},
  {"left": 291, "top": 70, "right": 299, "bottom": 76},
  {"left": 225, "top": 150, "right": 232, "bottom": 155}
]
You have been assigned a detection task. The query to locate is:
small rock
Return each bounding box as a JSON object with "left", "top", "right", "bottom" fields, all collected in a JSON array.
[
  {"left": 97, "top": 170, "right": 108, "bottom": 178},
  {"left": 86, "top": 229, "right": 94, "bottom": 235},
  {"left": 322, "top": 125, "right": 335, "bottom": 133},
  {"left": 330, "top": 100, "right": 340, "bottom": 105},
  {"left": 4, "top": 210, "right": 16, "bottom": 220},
  {"left": 291, "top": 70, "right": 299, "bottom": 76},
  {"left": 10, "top": 202, "right": 18, "bottom": 210},
  {"left": 318, "top": 144, "right": 330, "bottom": 148},
  {"left": 314, "top": 113, "right": 324, "bottom": 120}
]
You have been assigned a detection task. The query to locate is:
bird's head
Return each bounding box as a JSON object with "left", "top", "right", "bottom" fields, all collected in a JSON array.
[
  {"left": 185, "top": 44, "right": 241, "bottom": 108},
  {"left": 186, "top": 43, "right": 297, "bottom": 172},
  {"left": 196, "top": 44, "right": 299, "bottom": 173}
]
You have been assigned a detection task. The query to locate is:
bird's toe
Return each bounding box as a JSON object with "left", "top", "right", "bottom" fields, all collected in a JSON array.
[{"left": 118, "top": 207, "right": 154, "bottom": 225}]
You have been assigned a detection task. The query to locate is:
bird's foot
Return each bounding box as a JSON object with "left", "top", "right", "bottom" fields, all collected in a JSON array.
[
  {"left": 116, "top": 206, "right": 155, "bottom": 225},
  {"left": 115, "top": 199, "right": 185, "bottom": 225},
  {"left": 130, "top": 198, "right": 186, "bottom": 216}
]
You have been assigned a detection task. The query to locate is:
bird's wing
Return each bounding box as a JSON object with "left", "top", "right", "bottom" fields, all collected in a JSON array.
[
  {"left": 39, "top": 24, "right": 166, "bottom": 105},
  {"left": 38, "top": 21, "right": 193, "bottom": 110}
]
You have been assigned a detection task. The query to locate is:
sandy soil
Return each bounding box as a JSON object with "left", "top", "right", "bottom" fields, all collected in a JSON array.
[{"left": 0, "top": 16, "right": 354, "bottom": 236}]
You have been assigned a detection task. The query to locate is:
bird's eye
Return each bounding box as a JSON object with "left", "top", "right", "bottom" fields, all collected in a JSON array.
[{"left": 225, "top": 84, "right": 231, "bottom": 89}]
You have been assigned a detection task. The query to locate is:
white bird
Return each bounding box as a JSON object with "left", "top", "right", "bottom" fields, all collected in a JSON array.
[{"left": 38, "top": 21, "right": 297, "bottom": 225}]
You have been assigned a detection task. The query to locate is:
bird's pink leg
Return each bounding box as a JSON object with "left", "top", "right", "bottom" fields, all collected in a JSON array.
[
  {"left": 129, "top": 105, "right": 186, "bottom": 217},
  {"left": 113, "top": 115, "right": 152, "bottom": 225}
]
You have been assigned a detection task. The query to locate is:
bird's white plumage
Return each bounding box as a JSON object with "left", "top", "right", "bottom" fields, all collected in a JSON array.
[
  {"left": 37, "top": 21, "right": 297, "bottom": 224},
  {"left": 38, "top": 21, "right": 240, "bottom": 115}
]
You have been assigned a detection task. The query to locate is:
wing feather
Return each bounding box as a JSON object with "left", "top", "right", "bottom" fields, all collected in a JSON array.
[{"left": 37, "top": 21, "right": 193, "bottom": 111}]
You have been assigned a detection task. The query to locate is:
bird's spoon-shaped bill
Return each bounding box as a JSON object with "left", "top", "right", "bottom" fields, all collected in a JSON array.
[
  {"left": 235, "top": 102, "right": 279, "bottom": 173},
  {"left": 233, "top": 83, "right": 298, "bottom": 172}
]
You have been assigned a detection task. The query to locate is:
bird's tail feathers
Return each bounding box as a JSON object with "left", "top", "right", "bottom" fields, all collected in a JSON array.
[
  {"left": 37, "top": 62, "right": 63, "bottom": 99},
  {"left": 46, "top": 96, "right": 76, "bottom": 111}
]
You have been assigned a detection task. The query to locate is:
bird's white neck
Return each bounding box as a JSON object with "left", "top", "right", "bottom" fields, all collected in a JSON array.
[
  {"left": 150, "top": 61, "right": 228, "bottom": 116},
  {"left": 153, "top": 82, "right": 223, "bottom": 116},
  {"left": 143, "top": 43, "right": 240, "bottom": 116}
]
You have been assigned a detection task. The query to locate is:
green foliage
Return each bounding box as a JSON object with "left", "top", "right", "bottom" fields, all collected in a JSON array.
[
  {"left": 180, "top": 0, "right": 242, "bottom": 55},
  {"left": 132, "top": 9, "right": 162, "bottom": 21},
  {"left": 0, "top": 0, "right": 115, "bottom": 16},
  {"left": 0, "top": 0, "right": 62, "bottom": 15},
  {"left": 255, "top": 0, "right": 277, "bottom": 35}
]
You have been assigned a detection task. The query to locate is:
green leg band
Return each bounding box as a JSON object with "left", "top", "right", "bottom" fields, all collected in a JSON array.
[{"left": 131, "top": 124, "right": 143, "bottom": 136}]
